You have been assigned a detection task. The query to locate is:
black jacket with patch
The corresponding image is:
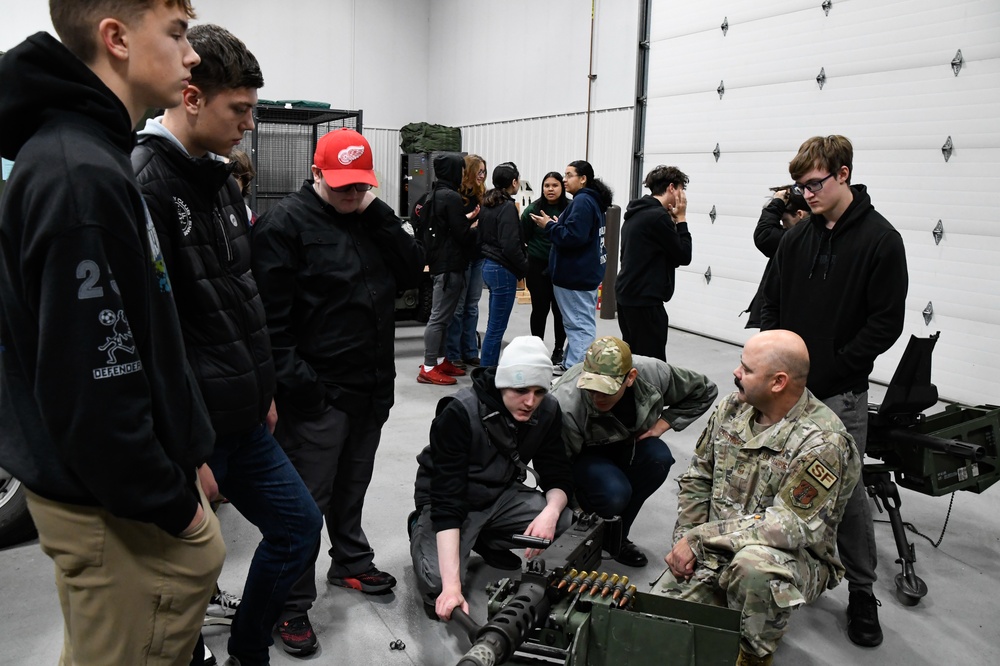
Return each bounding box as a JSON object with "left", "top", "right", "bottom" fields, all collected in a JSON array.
[
  {"left": 251, "top": 183, "right": 423, "bottom": 423},
  {"left": 0, "top": 33, "right": 212, "bottom": 535},
  {"left": 132, "top": 129, "right": 276, "bottom": 435}
]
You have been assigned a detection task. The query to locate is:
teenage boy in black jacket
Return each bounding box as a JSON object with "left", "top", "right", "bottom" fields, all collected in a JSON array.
[
  {"left": 419, "top": 152, "right": 480, "bottom": 385},
  {"left": 252, "top": 128, "right": 424, "bottom": 655},
  {"left": 761, "top": 134, "right": 908, "bottom": 648},
  {"left": 0, "top": 2, "right": 226, "bottom": 663},
  {"left": 132, "top": 24, "right": 322, "bottom": 665},
  {"left": 615, "top": 165, "right": 692, "bottom": 360},
  {"left": 410, "top": 336, "right": 574, "bottom": 621}
]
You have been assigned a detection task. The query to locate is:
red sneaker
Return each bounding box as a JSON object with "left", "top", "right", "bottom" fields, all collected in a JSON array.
[
  {"left": 438, "top": 358, "right": 467, "bottom": 376},
  {"left": 417, "top": 365, "right": 457, "bottom": 385}
]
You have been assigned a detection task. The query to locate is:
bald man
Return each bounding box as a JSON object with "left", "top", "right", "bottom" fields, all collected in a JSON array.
[{"left": 651, "top": 331, "right": 861, "bottom": 666}]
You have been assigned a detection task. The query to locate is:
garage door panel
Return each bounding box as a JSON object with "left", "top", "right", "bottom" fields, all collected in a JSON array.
[
  {"left": 650, "top": 1, "right": 1000, "bottom": 96},
  {"left": 646, "top": 0, "right": 1000, "bottom": 403}
]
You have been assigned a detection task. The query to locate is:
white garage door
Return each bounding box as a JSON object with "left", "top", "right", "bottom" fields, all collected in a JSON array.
[{"left": 642, "top": 0, "right": 1000, "bottom": 404}]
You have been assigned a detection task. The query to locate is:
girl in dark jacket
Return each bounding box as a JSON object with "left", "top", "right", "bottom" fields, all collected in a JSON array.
[
  {"left": 479, "top": 162, "right": 528, "bottom": 366},
  {"left": 531, "top": 160, "right": 613, "bottom": 368},
  {"left": 520, "top": 172, "right": 569, "bottom": 364}
]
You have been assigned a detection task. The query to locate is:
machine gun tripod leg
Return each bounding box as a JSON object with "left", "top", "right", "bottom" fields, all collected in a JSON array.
[{"left": 865, "top": 468, "right": 928, "bottom": 606}]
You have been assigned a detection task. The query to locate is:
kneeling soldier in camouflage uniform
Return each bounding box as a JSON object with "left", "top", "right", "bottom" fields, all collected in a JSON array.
[{"left": 651, "top": 330, "right": 860, "bottom": 666}]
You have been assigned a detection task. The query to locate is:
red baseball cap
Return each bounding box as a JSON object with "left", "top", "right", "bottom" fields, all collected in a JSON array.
[{"left": 313, "top": 128, "right": 378, "bottom": 188}]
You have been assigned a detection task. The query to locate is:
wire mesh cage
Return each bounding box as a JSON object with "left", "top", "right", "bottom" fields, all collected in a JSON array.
[{"left": 236, "top": 105, "right": 362, "bottom": 215}]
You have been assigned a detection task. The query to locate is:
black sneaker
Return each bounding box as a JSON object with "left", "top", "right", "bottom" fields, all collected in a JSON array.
[
  {"left": 328, "top": 566, "right": 397, "bottom": 594},
  {"left": 463, "top": 356, "right": 481, "bottom": 367},
  {"left": 614, "top": 540, "right": 648, "bottom": 567},
  {"left": 551, "top": 347, "right": 564, "bottom": 365},
  {"left": 552, "top": 363, "right": 567, "bottom": 377},
  {"left": 277, "top": 615, "right": 317, "bottom": 656},
  {"left": 846, "top": 590, "right": 883, "bottom": 647}
]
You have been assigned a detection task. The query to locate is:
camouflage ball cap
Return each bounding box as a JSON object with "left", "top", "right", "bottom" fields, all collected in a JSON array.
[{"left": 577, "top": 336, "right": 633, "bottom": 395}]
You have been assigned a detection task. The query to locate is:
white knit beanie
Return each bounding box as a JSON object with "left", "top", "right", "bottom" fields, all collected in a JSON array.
[{"left": 494, "top": 336, "right": 553, "bottom": 389}]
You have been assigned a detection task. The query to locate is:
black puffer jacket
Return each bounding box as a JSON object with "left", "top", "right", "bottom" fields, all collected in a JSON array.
[
  {"left": 133, "top": 128, "right": 276, "bottom": 435},
  {"left": 479, "top": 192, "right": 528, "bottom": 278},
  {"left": 424, "top": 153, "right": 478, "bottom": 274}
]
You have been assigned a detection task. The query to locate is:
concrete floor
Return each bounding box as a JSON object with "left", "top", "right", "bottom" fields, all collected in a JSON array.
[{"left": 1, "top": 296, "right": 998, "bottom": 665}]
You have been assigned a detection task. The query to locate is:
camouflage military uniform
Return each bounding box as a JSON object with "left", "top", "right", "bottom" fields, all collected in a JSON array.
[{"left": 651, "top": 389, "right": 860, "bottom": 657}]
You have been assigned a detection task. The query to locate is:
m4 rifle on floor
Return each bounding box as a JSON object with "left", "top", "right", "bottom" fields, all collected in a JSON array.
[{"left": 865, "top": 333, "right": 999, "bottom": 605}]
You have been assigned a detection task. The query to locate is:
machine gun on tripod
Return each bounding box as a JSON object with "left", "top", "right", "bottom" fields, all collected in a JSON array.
[
  {"left": 865, "top": 333, "right": 999, "bottom": 606},
  {"left": 451, "top": 513, "right": 741, "bottom": 666}
]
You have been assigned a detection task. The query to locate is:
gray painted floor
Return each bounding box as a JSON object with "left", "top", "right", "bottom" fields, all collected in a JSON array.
[{"left": 1, "top": 296, "right": 998, "bottom": 665}]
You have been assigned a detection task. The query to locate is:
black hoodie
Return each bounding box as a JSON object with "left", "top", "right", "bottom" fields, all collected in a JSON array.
[
  {"left": 0, "top": 33, "right": 213, "bottom": 535},
  {"left": 760, "top": 185, "right": 908, "bottom": 399},
  {"left": 615, "top": 194, "right": 692, "bottom": 306},
  {"left": 424, "top": 152, "right": 477, "bottom": 274}
]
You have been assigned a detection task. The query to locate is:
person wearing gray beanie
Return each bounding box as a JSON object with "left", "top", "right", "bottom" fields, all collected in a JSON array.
[
  {"left": 495, "top": 336, "right": 554, "bottom": 389},
  {"left": 409, "top": 336, "right": 575, "bottom": 622}
]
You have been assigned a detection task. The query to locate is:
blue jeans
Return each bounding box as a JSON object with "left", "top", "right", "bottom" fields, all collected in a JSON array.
[
  {"left": 552, "top": 285, "right": 599, "bottom": 367},
  {"left": 572, "top": 438, "right": 675, "bottom": 539},
  {"left": 447, "top": 257, "right": 485, "bottom": 361},
  {"left": 209, "top": 424, "right": 323, "bottom": 665},
  {"left": 481, "top": 258, "right": 518, "bottom": 367}
]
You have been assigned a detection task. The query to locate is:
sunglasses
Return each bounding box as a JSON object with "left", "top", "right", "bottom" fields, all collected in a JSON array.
[{"left": 329, "top": 183, "right": 373, "bottom": 193}]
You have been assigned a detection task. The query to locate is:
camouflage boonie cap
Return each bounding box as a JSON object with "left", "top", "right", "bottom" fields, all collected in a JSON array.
[{"left": 577, "top": 336, "right": 633, "bottom": 395}]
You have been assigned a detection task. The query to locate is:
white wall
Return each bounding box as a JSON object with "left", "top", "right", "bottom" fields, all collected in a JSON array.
[
  {"left": 0, "top": 0, "right": 432, "bottom": 131},
  {"left": 426, "top": 0, "right": 638, "bottom": 125},
  {"left": 643, "top": 0, "right": 1000, "bottom": 404}
]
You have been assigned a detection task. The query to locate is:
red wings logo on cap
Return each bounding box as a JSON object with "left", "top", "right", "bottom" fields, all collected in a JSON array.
[{"left": 338, "top": 145, "right": 366, "bottom": 165}]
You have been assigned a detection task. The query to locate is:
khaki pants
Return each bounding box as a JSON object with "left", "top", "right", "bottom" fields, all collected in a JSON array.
[{"left": 26, "top": 487, "right": 226, "bottom": 666}]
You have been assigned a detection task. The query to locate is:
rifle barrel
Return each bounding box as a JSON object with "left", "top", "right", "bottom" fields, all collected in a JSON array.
[{"left": 885, "top": 428, "right": 985, "bottom": 461}]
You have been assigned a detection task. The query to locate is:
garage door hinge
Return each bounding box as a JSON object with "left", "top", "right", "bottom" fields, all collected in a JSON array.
[
  {"left": 951, "top": 49, "right": 963, "bottom": 76},
  {"left": 721, "top": 17, "right": 729, "bottom": 36},
  {"left": 713, "top": 143, "right": 721, "bottom": 161},
  {"left": 933, "top": 220, "right": 944, "bottom": 245},
  {"left": 704, "top": 267, "right": 712, "bottom": 284},
  {"left": 922, "top": 302, "right": 934, "bottom": 326},
  {"left": 709, "top": 205, "right": 717, "bottom": 223},
  {"left": 822, "top": 1, "right": 833, "bottom": 16},
  {"left": 941, "top": 136, "right": 953, "bottom": 162},
  {"left": 816, "top": 67, "right": 827, "bottom": 90},
  {"left": 718, "top": 80, "right": 725, "bottom": 99}
]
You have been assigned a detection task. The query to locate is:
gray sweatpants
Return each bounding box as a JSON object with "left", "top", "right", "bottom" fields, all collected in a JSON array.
[{"left": 423, "top": 270, "right": 467, "bottom": 367}]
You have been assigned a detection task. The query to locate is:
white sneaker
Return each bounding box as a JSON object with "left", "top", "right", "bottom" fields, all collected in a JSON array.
[
  {"left": 204, "top": 642, "right": 217, "bottom": 666},
  {"left": 204, "top": 589, "right": 241, "bottom": 626}
]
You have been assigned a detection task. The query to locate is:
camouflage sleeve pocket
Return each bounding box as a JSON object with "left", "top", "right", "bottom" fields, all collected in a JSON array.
[{"left": 783, "top": 457, "right": 839, "bottom": 518}]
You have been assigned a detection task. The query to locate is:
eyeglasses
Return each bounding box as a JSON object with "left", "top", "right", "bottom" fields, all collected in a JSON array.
[
  {"left": 477, "top": 169, "right": 486, "bottom": 176},
  {"left": 329, "top": 183, "right": 373, "bottom": 193},
  {"left": 792, "top": 173, "right": 834, "bottom": 195}
]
